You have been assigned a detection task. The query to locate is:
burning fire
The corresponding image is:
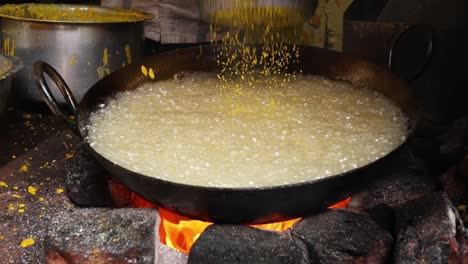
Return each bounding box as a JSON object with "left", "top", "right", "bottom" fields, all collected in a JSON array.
[
  {"left": 130, "top": 193, "right": 350, "bottom": 254},
  {"left": 328, "top": 196, "right": 351, "bottom": 209},
  {"left": 158, "top": 208, "right": 301, "bottom": 254},
  {"left": 158, "top": 208, "right": 212, "bottom": 253}
]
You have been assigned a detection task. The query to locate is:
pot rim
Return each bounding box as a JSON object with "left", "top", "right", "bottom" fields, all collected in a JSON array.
[{"left": 0, "top": 3, "right": 154, "bottom": 24}]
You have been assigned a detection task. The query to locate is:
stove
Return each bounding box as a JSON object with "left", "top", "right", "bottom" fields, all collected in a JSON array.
[{"left": 0, "top": 103, "right": 467, "bottom": 263}]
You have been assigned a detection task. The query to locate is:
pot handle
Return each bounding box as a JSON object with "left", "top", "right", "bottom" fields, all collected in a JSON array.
[
  {"left": 388, "top": 24, "right": 433, "bottom": 81},
  {"left": 33, "top": 61, "right": 78, "bottom": 125}
]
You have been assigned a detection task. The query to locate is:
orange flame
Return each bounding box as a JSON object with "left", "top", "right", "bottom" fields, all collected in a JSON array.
[
  {"left": 130, "top": 193, "right": 350, "bottom": 254},
  {"left": 327, "top": 196, "right": 351, "bottom": 209},
  {"left": 159, "top": 208, "right": 212, "bottom": 253}
]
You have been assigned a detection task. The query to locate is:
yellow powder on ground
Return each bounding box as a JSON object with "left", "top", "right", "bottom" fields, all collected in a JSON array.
[
  {"left": 27, "top": 186, "right": 37, "bottom": 195},
  {"left": 20, "top": 238, "right": 35, "bottom": 248}
]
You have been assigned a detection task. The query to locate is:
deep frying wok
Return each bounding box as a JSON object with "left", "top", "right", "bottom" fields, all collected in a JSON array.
[{"left": 33, "top": 44, "right": 417, "bottom": 224}]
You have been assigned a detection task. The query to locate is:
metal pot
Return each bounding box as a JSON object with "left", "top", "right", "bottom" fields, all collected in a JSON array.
[
  {"left": 0, "top": 54, "right": 23, "bottom": 112},
  {"left": 34, "top": 44, "right": 417, "bottom": 224},
  {"left": 0, "top": 4, "right": 153, "bottom": 104}
]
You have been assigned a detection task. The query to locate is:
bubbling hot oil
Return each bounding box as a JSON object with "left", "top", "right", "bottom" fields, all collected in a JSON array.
[{"left": 88, "top": 73, "right": 408, "bottom": 188}]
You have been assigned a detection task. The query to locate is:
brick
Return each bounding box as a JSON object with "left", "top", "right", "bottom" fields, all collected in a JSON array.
[
  {"left": 44, "top": 208, "right": 159, "bottom": 264},
  {"left": 292, "top": 209, "right": 393, "bottom": 264}
]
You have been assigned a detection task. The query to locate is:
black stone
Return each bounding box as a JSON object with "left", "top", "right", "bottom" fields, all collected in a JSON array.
[
  {"left": 367, "top": 204, "right": 396, "bottom": 232},
  {"left": 291, "top": 209, "right": 393, "bottom": 264},
  {"left": 440, "top": 166, "right": 468, "bottom": 206},
  {"left": 460, "top": 206, "right": 468, "bottom": 229},
  {"left": 188, "top": 225, "right": 305, "bottom": 264},
  {"left": 348, "top": 148, "right": 437, "bottom": 212},
  {"left": 44, "top": 208, "right": 159, "bottom": 264},
  {"left": 394, "top": 192, "right": 468, "bottom": 263}
]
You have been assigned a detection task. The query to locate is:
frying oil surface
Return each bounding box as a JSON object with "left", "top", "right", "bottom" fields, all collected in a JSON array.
[{"left": 88, "top": 72, "right": 408, "bottom": 188}]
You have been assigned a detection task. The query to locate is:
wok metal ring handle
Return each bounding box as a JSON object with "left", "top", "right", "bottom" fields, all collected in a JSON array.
[
  {"left": 388, "top": 24, "right": 433, "bottom": 81},
  {"left": 33, "top": 61, "right": 78, "bottom": 125}
]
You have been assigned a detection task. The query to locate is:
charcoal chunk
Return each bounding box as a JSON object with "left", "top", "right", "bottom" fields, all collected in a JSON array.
[
  {"left": 291, "top": 209, "right": 393, "bottom": 264},
  {"left": 45, "top": 208, "right": 158, "bottom": 264},
  {"left": 188, "top": 225, "right": 305, "bottom": 264},
  {"left": 348, "top": 149, "right": 437, "bottom": 211},
  {"left": 394, "top": 192, "right": 468, "bottom": 263}
]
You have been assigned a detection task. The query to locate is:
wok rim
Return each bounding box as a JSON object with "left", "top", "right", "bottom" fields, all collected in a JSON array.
[{"left": 76, "top": 43, "right": 418, "bottom": 194}]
